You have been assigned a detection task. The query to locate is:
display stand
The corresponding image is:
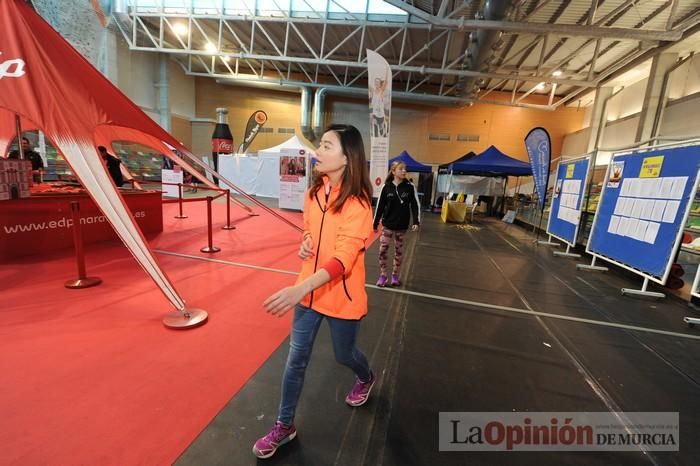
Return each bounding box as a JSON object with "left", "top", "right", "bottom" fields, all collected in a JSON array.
[
  {"left": 586, "top": 140, "right": 700, "bottom": 299},
  {"left": 546, "top": 154, "right": 592, "bottom": 258}
]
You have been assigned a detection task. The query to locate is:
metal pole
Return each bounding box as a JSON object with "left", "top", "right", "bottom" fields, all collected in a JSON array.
[
  {"left": 14, "top": 114, "right": 25, "bottom": 160},
  {"left": 174, "top": 182, "right": 188, "bottom": 219},
  {"left": 64, "top": 201, "right": 102, "bottom": 289},
  {"left": 222, "top": 189, "right": 236, "bottom": 230},
  {"left": 201, "top": 196, "right": 221, "bottom": 253}
]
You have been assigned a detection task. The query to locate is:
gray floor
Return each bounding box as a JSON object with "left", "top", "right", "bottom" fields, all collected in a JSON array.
[{"left": 175, "top": 211, "right": 700, "bottom": 466}]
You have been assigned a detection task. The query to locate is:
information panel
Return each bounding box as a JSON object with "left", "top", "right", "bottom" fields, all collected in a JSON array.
[
  {"left": 587, "top": 144, "right": 700, "bottom": 283},
  {"left": 546, "top": 155, "right": 591, "bottom": 246}
]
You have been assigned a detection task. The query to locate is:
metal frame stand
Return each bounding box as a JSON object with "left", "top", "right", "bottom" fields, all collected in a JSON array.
[
  {"left": 222, "top": 189, "right": 236, "bottom": 230},
  {"left": 537, "top": 234, "right": 560, "bottom": 247},
  {"left": 553, "top": 243, "right": 581, "bottom": 258},
  {"left": 174, "top": 183, "right": 188, "bottom": 219},
  {"left": 200, "top": 196, "right": 221, "bottom": 253},
  {"left": 577, "top": 256, "right": 609, "bottom": 272},
  {"left": 684, "top": 316, "right": 700, "bottom": 328},
  {"left": 621, "top": 277, "right": 665, "bottom": 299},
  {"left": 64, "top": 201, "right": 102, "bottom": 289}
]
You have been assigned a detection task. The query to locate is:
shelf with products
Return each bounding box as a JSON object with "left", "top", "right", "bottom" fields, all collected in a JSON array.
[{"left": 112, "top": 142, "right": 164, "bottom": 182}]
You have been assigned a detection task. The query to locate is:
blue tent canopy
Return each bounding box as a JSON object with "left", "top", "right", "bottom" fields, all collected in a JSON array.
[
  {"left": 438, "top": 151, "right": 476, "bottom": 173},
  {"left": 449, "top": 145, "right": 532, "bottom": 177},
  {"left": 389, "top": 150, "right": 432, "bottom": 173}
]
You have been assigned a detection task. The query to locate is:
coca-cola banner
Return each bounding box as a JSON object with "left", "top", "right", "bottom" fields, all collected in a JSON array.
[{"left": 238, "top": 110, "right": 268, "bottom": 153}]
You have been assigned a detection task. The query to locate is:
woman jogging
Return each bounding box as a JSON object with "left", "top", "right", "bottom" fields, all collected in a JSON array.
[
  {"left": 253, "top": 124, "right": 375, "bottom": 459},
  {"left": 373, "top": 161, "right": 420, "bottom": 287}
]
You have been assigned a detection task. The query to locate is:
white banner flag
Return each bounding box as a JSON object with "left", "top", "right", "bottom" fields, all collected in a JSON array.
[{"left": 367, "top": 49, "right": 391, "bottom": 198}]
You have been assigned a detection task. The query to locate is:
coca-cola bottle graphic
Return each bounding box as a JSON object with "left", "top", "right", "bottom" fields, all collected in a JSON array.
[{"left": 211, "top": 107, "right": 234, "bottom": 184}]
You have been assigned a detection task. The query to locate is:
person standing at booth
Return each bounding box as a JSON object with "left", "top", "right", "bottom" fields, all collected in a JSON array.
[
  {"left": 98, "top": 145, "right": 124, "bottom": 187},
  {"left": 8, "top": 136, "right": 44, "bottom": 173},
  {"left": 253, "top": 124, "right": 375, "bottom": 459},
  {"left": 373, "top": 161, "right": 420, "bottom": 287}
]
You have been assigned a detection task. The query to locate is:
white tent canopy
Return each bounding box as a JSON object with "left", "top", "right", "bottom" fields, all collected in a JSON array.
[{"left": 218, "top": 135, "right": 315, "bottom": 198}]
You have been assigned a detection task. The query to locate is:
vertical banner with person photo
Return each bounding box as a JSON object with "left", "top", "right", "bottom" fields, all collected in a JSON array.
[
  {"left": 525, "top": 127, "right": 552, "bottom": 211},
  {"left": 279, "top": 148, "right": 309, "bottom": 211},
  {"left": 367, "top": 49, "right": 392, "bottom": 198}
]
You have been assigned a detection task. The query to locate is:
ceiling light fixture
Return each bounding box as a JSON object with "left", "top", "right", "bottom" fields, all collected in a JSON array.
[{"left": 172, "top": 22, "right": 188, "bottom": 37}]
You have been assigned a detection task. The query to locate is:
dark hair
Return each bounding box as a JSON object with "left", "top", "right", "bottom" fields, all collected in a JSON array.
[
  {"left": 385, "top": 161, "right": 406, "bottom": 184},
  {"left": 309, "top": 124, "right": 372, "bottom": 212},
  {"left": 21, "top": 137, "right": 30, "bottom": 144},
  {"left": 98, "top": 146, "right": 107, "bottom": 152}
]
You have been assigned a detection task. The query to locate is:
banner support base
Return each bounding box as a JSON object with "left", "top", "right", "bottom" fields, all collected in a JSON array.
[
  {"left": 537, "top": 234, "right": 560, "bottom": 247},
  {"left": 577, "top": 256, "right": 608, "bottom": 272},
  {"left": 621, "top": 278, "right": 664, "bottom": 299},
  {"left": 553, "top": 244, "right": 581, "bottom": 258},
  {"left": 163, "top": 307, "right": 208, "bottom": 329},
  {"left": 65, "top": 277, "right": 102, "bottom": 289},
  {"left": 684, "top": 316, "right": 700, "bottom": 328}
]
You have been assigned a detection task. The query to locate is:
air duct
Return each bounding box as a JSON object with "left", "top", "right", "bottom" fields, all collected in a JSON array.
[
  {"left": 300, "top": 87, "right": 315, "bottom": 142},
  {"left": 312, "top": 88, "right": 327, "bottom": 142},
  {"left": 458, "top": 0, "right": 516, "bottom": 98}
]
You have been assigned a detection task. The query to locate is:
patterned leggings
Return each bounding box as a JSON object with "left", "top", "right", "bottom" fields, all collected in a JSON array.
[{"left": 378, "top": 227, "right": 406, "bottom": 275}]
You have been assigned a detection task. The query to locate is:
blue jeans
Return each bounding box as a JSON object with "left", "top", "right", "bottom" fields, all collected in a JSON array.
[{"left": 278, "top": 304, "right": 371, "bottom": 425}]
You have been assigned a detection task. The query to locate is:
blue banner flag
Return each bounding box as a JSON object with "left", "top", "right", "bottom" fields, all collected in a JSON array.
[{"left": 525, "top": 127, "right": 552, "bottom": 211}]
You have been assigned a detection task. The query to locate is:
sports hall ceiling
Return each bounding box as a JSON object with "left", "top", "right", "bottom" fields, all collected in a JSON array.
[{"left": 113, "top": 0, "right": 700, "bottom": 109}]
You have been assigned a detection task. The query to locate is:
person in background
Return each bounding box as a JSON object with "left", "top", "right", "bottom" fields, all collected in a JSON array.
[
  {"left": 253, "top": 124, "right": 375, "bottom": 459},
  {"left": 8, "top": 136, "right": 44, "bottom": 171},
  {"left": 373, "top": 161, "right": 420, "bottom": 287},
  {"left": 98, "top": 145, "right": 124, "bottom": 187}
]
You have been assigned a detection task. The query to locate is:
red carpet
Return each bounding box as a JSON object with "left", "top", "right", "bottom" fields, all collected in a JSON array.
[
  {"left": 1, "top": 201, "right": 380, "bottom": 465},
  {"left": 1, "top": 203, "right": 300, "bottom": 465}
]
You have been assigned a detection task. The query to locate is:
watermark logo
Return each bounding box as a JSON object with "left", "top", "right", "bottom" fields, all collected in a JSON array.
[
  {"left": 0, "top": 52, "right": 26, "bottom": 80},
  {"left": 439, "top": 412, "right": 679, "bottom": 451}
]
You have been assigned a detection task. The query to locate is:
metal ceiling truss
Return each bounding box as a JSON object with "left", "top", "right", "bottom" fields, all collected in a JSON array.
[{"left": 114, "top": 0, "right": 697, "bottom": 108}]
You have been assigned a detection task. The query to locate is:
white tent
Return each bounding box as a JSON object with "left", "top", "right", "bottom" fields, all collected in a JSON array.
[{"left": 218, "top": 135, "right": 315, "bottom": 198}]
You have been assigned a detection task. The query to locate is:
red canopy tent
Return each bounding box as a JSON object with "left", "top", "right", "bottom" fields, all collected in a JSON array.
[{"left": 0, "top": 0, "right": 285, "bottom": 322}]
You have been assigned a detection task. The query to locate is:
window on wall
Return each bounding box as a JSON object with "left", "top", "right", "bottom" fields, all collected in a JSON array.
[
  {"left": 259, "top": 127, "right": 273, "bottom": 133},
  {"left": 457, "top": 134, "right": 480, "bottom": 142},
  {"left": 429, "top": 133, "right": 450, "bottom": 141},
  {"left": 278, "top": 128, "right": 296, "bottom": 134}
]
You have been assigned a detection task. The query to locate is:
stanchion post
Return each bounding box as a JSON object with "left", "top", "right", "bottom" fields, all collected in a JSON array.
[
  {"left": 222, "top": 189, "right": 236, "bottom": 230},
  {"left": 201, "top": 196, "right": 221, "bottom": 253},
  {"left": 65, "top": 201, "right": 102, "bottom": 289},
  {"left": 174, "top": 182, "right": 188, "bottom": 219}
]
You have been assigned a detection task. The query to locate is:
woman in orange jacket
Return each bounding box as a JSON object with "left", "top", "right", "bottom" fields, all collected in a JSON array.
[{"left": 253, "top": 124, "right": 375, "bottom": 459}]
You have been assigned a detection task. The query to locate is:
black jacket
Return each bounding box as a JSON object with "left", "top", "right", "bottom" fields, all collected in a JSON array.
[{"left": 373, "top": 180, "right": 420, "bottom": 231}]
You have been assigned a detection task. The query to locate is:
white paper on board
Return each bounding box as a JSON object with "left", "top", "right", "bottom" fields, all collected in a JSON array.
[
  {"left": 662, "top": 200, "right": 680, "bottom": 223},
  {"left": 644, "top": 222, "right": 660, "bottom": 244},
  {"left": 609, "top": 215, "right": 621, "bottom": 234},
  {"left": 651, "top": 200, "right": 666, "bottom": 222}
]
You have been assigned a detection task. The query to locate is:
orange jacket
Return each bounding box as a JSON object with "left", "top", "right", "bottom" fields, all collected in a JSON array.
[{"left": 296, "top": 181, "right": 373, "bottom": 320}]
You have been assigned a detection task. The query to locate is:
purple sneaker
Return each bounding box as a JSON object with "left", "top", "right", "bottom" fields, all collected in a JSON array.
[
  {"left": 376, "top": 274, "right": 388, "bottom": 287},
  {"left": 252, "top": 421, "right": 297, "bottom": 459},
  {"left": 390, "top": 274, "right": 400, "bottom": 286},
  {"left": 345, "top": 371, "right": 376, "bottom": 407}
]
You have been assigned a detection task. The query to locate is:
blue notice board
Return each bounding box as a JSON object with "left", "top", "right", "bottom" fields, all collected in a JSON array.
[
  {"left": 546, "top": 156, "right": 591, "bottom": 246},
  {"left": 587, "top": 145, "right": 700, "bottom": 282}
]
